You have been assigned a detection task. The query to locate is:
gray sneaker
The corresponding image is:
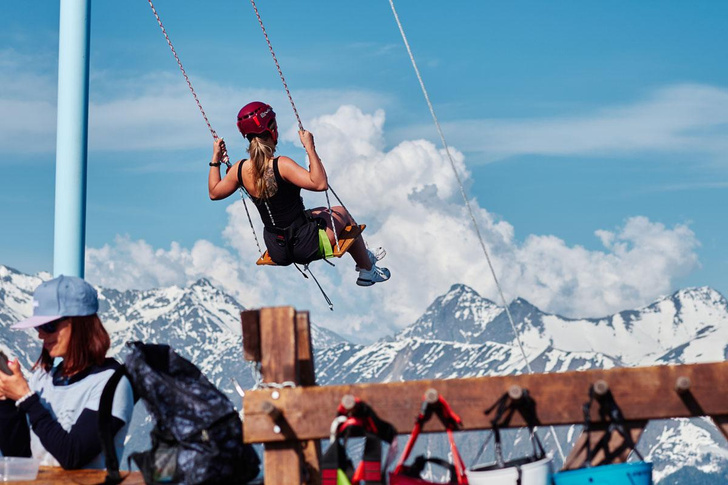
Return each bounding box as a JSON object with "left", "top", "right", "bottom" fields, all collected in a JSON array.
[
  {"left": 356, "top": 264, "right": 391, "bottom": 287},
  {"left": 355, "top": 247, "right": 386, "bottom": 272}
]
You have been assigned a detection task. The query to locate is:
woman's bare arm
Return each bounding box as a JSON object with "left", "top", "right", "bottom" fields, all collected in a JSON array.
[
  {"left": 208, "top": 138, "right": 241, "bottom": 200},
  {"left": 278, "top": 130, "right": 328, "bottom": 191}
]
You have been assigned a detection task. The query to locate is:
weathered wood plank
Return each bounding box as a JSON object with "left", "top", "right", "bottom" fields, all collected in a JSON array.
[
  {"left": 295, "top": 311, "right": 321, "bottom": 484},
  {"left": 255, "top": 307, "right": 303, "bottom": 484},
  {"left": 260, "top": 307, "right": 298, "bottom": 383},
  {"left": 296, "top": 311, "right": 316, "bottom": 387},
  {"left": 241, "top": 309, "right": 261, "bottom": 362},
  {"left": 243, "top": 361, "right": 728, "bottom": 443},
  {"left": 14, "top": 467, "right": 145, "bottom": 485},
  {"left": 263, "top": 442, "right": 303, "bottom": 484},
  {"left": 712, "top": 415, "right": 728, "bottom": 443}
]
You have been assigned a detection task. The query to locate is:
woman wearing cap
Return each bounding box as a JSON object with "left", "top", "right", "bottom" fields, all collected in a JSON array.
[
  {"left": 208, "top": 101, "right": 390, "bottom": 286},
  {"left": 0, "top": 276, "right": 134, "bottom": 470}
]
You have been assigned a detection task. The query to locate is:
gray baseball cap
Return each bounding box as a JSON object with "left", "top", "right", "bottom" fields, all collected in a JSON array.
[{"left": 12, "top": 275, "right": 99, "bottom": 329}]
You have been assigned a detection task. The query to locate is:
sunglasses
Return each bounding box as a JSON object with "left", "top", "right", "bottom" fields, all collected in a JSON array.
[{"left": 37, "top": 318, "right": 66, "bottom": 334}]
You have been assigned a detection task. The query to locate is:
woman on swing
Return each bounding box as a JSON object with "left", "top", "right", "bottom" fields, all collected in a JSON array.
[{"left": 208, "top": 102, "right": 390, "bottom": 286}]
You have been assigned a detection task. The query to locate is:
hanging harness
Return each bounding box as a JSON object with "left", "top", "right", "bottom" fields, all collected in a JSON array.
[
  {"left": 236, "top": 158, "right": 325, "bottom": 266},
  {"left": 468, "top": 389, "right": 550, "bottom": 483},
  {"left": 322, "top": 397, "right": 396, "bottom": 485},
  {"left": 390, "top": 392, "right": 469, "bottom": 485},
  {"left": 582, "top": 386, "right": 645, "bottom": 465}
]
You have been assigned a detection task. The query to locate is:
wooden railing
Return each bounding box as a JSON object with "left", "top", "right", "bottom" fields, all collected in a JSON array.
[{"left": 241, "top": 306, "right": 728, "bottom": 484}]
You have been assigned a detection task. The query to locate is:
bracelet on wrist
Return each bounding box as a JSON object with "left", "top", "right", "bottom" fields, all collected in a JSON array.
[
  {"left": 209, "top": 161, "right": 222, "bottom": 167},
  {"left": 15, "top": 391, "right": 34, "bottom": 408}
]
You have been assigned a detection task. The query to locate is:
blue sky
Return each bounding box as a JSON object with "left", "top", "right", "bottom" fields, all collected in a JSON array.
[{"left": 1, "top": 1, "right": 727, "bottom": 340}]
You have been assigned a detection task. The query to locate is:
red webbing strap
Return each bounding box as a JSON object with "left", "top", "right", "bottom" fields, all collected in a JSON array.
[
  {"left": 337, "top": 398, "right": 387, "bottom": 440},
  {"left": 321, "top": 469, "right": 339, "bottom": 485},
  {"left": 351, "top": 434, "right": 383, "bottom": 484},
  {"left": 352, "top": 461, "right": 382, "bottom": 483},
  {"left": 447, "top": 428, "right": 469, "bottom": 485},
  {"left": 392, "top": 421, "right": 422, "bottom": 474},
  {"left": 436, "top": 395, "right": 463, "bottom": 429}
]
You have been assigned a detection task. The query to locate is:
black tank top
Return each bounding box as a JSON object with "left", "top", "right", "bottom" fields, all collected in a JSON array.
[{"left": 239, "top": 157, "right": 305, "bottom": 229}]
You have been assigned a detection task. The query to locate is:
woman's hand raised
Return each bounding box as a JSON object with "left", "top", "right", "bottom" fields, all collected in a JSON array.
[
  {"left": 0, "top": 359, "right": 31, "bottom": 401},
  {"left": 212, "top": 138, "right": 226, "bottom": 165},
  {"left": 299, "top": 130, "right": 315, "bottom": 151}
]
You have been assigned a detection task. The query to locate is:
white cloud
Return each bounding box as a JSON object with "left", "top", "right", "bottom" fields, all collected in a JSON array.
[
  {"left": 85, "top": 105, "right": 701, "bottom": 340},
  {"left": 4, "top": 44, "right": 728, "bottom": 168},
  {"left": 0, "top": 51, "right": 391, "bottom": 155},
  {"left": 396, "top": 84, "right": 728, "bottom": 163},
  {"left": 86, "top": 235, "right": 268, "bottom": 306}
]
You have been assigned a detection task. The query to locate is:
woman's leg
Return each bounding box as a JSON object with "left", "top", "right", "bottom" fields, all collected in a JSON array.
[{"left": 309, "top": 206, "right": 371, "bottom": 270}]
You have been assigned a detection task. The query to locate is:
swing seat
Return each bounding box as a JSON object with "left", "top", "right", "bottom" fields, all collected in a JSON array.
[{"left": 256, "top": 224, "right": 366, "bottom": 266}]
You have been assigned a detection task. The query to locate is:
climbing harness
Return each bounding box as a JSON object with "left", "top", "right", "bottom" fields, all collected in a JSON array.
[
  {"left": 390, "top": 391, "right": 469, "bottom": 485},
  {"left": 322, "top": 397, "right": 396, "bottom": 485},
  {"left": 387, "top": 0, "right": 566, "bottom": 462},
  {"left": 467, "top": 389, "right": 553, "bottom": 485},
  {"left": 552, "top": 385, "right": 652, "bottom": 484}
]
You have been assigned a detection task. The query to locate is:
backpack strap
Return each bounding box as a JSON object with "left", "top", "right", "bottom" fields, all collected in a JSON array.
[{"left": 98, "top": 365, "right": 131, "bottom": 485}]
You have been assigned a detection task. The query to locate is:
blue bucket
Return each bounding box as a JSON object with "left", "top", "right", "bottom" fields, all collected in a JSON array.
[{"left": 552, "top": 461, "right": 652, "bottom": 485}]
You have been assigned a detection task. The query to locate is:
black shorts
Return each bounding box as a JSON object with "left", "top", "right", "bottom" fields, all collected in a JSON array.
[{"left": 263, "top": 213, "right": 324, "bottom": 266}]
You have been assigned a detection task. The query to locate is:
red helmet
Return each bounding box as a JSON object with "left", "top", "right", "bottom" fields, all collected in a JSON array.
[{"left": 236, "top": 102, "right": 278, "bottom": 143}]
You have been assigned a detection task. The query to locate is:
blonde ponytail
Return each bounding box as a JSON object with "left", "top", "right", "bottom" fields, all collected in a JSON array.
[{"left": 247, "top": 136, "right": 277, "bottom": 198}]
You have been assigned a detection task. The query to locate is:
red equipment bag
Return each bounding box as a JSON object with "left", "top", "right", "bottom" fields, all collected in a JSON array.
[{"left": 389, "top": 392, "right": 469, "bottom": 485}]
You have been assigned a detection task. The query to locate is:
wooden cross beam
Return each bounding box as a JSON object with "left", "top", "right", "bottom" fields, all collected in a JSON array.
[{"left": 242, "top": 361, "right": 728, "bottom": 444}]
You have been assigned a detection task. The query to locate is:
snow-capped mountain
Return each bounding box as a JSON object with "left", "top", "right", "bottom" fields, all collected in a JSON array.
[{"left": 1, "top": 265, "right": 726, "bottom": 483}]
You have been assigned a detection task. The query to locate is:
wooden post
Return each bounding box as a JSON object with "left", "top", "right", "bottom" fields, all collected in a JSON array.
[
  {"left": 242, "top": 307, "right": 321, "bottom": 484},
  {"left": 296, "top": 311, "right": 322, "bottom": 484},
  {"left": 261, "top": 307, "right": 301, "bottom": 484}
]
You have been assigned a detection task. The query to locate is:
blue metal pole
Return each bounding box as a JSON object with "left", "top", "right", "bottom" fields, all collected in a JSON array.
[{"left": 53, "top": 0, "right": 91, "bottom": 278}]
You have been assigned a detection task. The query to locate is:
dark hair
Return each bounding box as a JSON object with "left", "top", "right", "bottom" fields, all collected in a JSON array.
[{"left": 34, "top": 314, "right": 111, "bottom": 376}]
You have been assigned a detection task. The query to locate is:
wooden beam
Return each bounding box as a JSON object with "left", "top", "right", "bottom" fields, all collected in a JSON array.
[
  {"left": 241, "top": 309, "right": 261, "bottom": 362},
  {"left": 712, "top": 415, "right": 728, "bottom": 443},
  {"left": 296, "top": 311, "right": 316, "bottom": 387},
  {"left": 243, "top": 361, "right": 728, "bottom": 443},
  {"left": 255, "top": 307, "right": 303, "bottom": 484},
  {"left": 259, "top": 307, "right": 298, "bottom": 383},
  {"left": 295, "top": 311, "right": 321, "bottom": 484}
]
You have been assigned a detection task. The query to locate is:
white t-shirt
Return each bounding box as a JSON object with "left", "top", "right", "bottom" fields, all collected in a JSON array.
[{"left": 28, "top": 360, "right": 134, "bottom": 468}]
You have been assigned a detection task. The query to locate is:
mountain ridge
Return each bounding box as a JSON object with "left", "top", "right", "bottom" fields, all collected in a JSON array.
[{"left": 1, "top": 264, "right": 726, "bottom": 483}]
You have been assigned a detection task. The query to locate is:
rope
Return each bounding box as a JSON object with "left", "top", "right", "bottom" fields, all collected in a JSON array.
[
  {"left": 325, "top": 191, "right": 341, "bottom": 253},
  {"left": 387, "top": 0, "right": 566, "bottom": 463},
  {"left": 147, "top": 0, "right": 219, "bottom": 148},
  {"left": 249, "top": 0, "right": 303, "bottom": 131},
  {"left": 146, "top": 0, "right": 264, "bottom": 253},
  {"left": 304, "top": 264, "right": 334, "bottom": 311}
]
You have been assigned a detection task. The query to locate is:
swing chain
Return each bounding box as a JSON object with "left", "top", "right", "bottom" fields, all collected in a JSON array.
[
  {"left": 249, "top": 0, "right": 303, "bottom": 132},
  {"left": 147, "top": 0, "right": 217, "bottom": 141}
]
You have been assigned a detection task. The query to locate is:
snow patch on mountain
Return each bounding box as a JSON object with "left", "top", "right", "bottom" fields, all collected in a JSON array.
[{"left": 1, "top": 264, "right": 726, "bottom": 482}]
